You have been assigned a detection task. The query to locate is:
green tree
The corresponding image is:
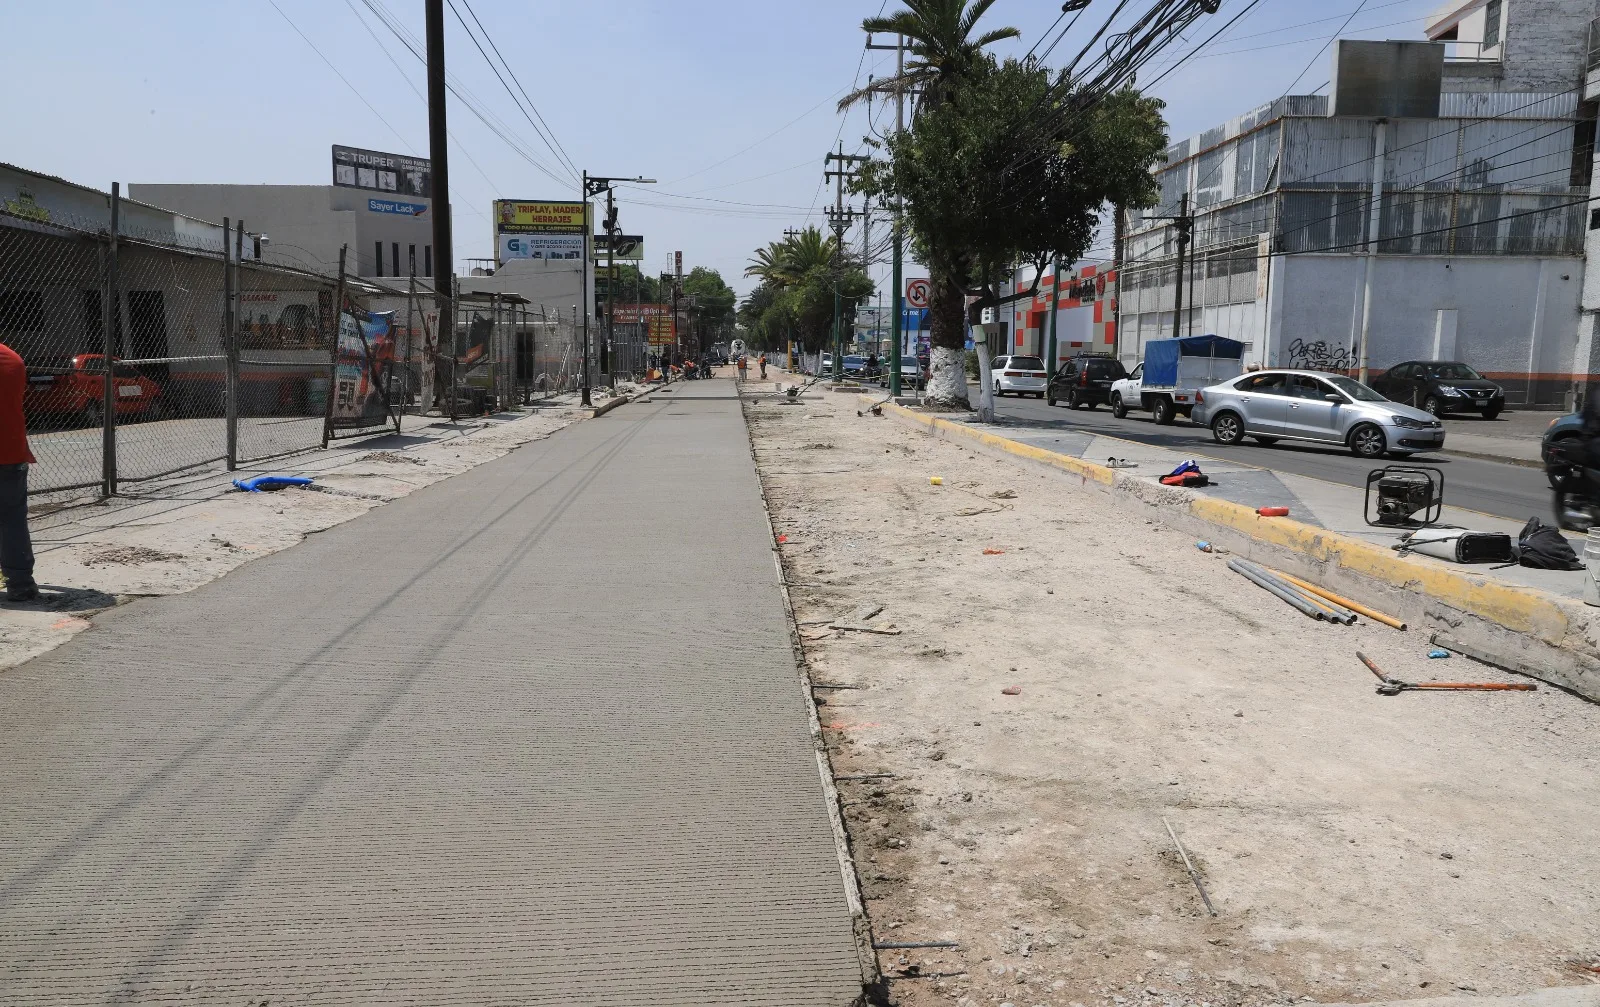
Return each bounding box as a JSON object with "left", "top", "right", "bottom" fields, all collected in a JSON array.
[
  {"left": 855, "top": 49, "right": 1167, "bottom": 406},
  {"left": 682, "top": 267, "right": 737, "bottom": 350},
  {"left": 740, "top": 227, "right": 874, "bottom": 356}
]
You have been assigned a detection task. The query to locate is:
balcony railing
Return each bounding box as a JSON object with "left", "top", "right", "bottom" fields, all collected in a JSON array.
[
  {"left": 1443, "top": 40, "right": 1500, "bottom": 63},
  {"left": 1589, "top": 16, "right": 1600, "bottom": 72}
]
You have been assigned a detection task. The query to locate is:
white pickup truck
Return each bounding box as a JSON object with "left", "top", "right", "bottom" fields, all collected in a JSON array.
[{"left": 1110, "top": 335, "right": 1246, "bottom": 425}]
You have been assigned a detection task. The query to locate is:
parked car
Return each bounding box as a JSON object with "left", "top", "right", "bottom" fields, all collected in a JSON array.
[
  {"left": 1047, "top": 353, "right": 1127, "bottom": 409},
  {"left": 1192, "top": 369, "right": 1444, "bottom": 459},
  {"left": 820, "top": 352, "right": 834, "bottom": 375},
  {"left": 875, "top": 357, "right": 924, "bottom": 390},
  {"left": 1542, "top": 412, "right": 1584, "bottom": 488},
  {"left": 990, "top": 354, "right": 1048, "bottom": 398},
  {"left": 1111, "top": 335, "right": 1245, "bottom": 425},
  {"left": 24, "top": 354, "right": 164, "bottom": 427},
  {"left": 1368, "top": 360, "right": 1504, "bottom": 418}
]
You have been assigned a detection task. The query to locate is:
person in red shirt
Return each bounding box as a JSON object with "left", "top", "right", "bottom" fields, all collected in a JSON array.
[{"left": 0, "top": 341, "right": 37, "bottom": 602}]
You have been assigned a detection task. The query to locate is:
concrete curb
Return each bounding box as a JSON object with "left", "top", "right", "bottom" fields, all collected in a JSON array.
[
  {"left": 745, "top": 398, "right": 883, "bottom": 1004},
  {"left": 867, "top": 396, "right": 1600, "bottom": 703},
  {"left": 588, "top": 393, "right": 633, "bottom": 418}
]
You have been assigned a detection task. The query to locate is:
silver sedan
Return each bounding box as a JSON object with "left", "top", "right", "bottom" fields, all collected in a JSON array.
[{"left": 1191, "top": 369, "right": 1444, "bottom": 459}]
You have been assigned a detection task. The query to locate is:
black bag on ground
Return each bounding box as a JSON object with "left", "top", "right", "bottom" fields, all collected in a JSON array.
[{"left": 1516, "top": 517, "right": 1583, "bottom": 570}]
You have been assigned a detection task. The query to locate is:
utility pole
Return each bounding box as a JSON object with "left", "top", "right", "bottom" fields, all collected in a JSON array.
[
  {"left": 604, "top": 189, "right": 618, "bottom": 388},
  {"left": 1150, "top": 193, "right": 1194, "bottom": 341},
  {"left": 1358, "top": 119, "right": 1388, "bottom": 384},
  {"left": 425, "top": 0, "right": 453, "bottom": 390},
  {"left": 1045, "top": 253, "right": 1062, "bottom": 377},
  {"left": 867, "top": 32, "right": 907, "bottom": 395},
  {"left": 580, "top": 172, "right": 656, "bottom": 405},
  {"left": 825, "top": 143, "right": 868, "bottom": 382},
  {"left": 1112, "top": 202, "right": 1126, "bottom": 361}
]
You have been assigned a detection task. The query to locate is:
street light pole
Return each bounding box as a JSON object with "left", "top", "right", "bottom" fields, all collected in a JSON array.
[
  {"left": 579, "top": 173, "right": 655, "bottom": 405},
  {"left": 581, "top": 170, "right": 591, "bottom": 406}
]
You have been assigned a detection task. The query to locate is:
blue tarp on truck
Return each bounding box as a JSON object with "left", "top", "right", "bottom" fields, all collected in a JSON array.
[{"left": 1142, "top": 335, "right": 1246, "bottom": 388}]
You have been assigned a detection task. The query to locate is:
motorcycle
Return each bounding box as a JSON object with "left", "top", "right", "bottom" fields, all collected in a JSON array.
[{"left": 1549, "top": 435, "right": 1599, "bottom": 530}]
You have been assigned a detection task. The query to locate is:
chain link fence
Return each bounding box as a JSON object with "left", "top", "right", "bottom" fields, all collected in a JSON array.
[
  {"left": 2, "top": 195, "right": 433, "bottom": 503},
  {"left": 441, "top": 297, "right": 586, "bottom": 417}
]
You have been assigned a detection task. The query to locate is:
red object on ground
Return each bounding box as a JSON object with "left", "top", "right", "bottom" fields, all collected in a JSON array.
[
  {"left": 1001, "top": 687, "right": 1022, "bottom": 696},
  {"left": 1257, "top": 506, "right": 1291, "bottom": 517},
  {"left": 777, "top": 534, "right": 788, "bottom": 543},
  {"left": 983, "top": 548, "right": 1005, "bottom": 556},
  {"left": 0, "top": 343, "right": 35, "bottom": 464}
]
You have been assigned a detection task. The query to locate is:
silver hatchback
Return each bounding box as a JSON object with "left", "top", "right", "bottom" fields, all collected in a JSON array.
[{"left": 1191, "top": 369, "right": 1445, "bottom": 459}]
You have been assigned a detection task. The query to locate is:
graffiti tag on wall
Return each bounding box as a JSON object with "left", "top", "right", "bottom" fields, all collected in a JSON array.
[{"left": 1286, "top": 338, "right": 1353, "bottom": 373}]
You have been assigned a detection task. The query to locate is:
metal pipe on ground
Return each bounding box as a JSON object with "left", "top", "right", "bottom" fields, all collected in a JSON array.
[
  {"left": 1228, "top": 559, "right": 1329, "bottom": 621},
  {"left": 1235, "top": 560, "right": 1359, "bottom": 625},
  {"left": 1271, "top": 569, "right": 1407, "bottom": 630}
]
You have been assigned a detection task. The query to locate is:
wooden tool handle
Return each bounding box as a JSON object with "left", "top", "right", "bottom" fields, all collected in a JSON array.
[{"left": 1411, "top": 682, "right": 1538, "bottom": 691}]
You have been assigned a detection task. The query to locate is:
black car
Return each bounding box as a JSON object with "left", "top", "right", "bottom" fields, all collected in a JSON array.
[
  {"left": 1369, "top": 360, "right": 1504, "bottom": 419},
  {"left": 1048, "top": 354, "right": 1128, "bottom": 409}
]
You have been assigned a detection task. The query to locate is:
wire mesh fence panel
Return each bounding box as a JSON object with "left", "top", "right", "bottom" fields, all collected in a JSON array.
[
  {"left": 233, "top": 260, "right": 338, "bottom": 463},
  {"left": 111, "top": 240, "right": 229, "bottom": 484},
  {"left": 531, "top": 310, "right": 581, "bottom": 398},
  {"left": 1, "top": 217, "right": 110, "bottom": 498}
]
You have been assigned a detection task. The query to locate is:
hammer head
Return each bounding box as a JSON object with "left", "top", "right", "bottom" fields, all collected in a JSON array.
[{"left": 1376, "top": 682, "right": 1404, "bottom": 696}]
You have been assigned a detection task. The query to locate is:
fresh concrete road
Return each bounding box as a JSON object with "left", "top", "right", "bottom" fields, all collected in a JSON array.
[
  {"left": 0, "top": 379, "right": 864, "bottom": 1005},
  {"left": 988, "top": 392, "right": 1556, "bottom": 523}
]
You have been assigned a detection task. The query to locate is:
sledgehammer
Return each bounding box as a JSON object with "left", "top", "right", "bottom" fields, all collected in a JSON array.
[{"left": 1356, "top": 652, "right": 1538, "bottom": 696}]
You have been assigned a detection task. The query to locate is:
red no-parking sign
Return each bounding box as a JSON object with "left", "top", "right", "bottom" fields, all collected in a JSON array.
[{"left": 905, "top": 278, "right": 931, "bottom": 309}]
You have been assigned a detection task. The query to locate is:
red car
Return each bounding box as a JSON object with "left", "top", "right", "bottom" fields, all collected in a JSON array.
[{"left": 25, "top": 354, "right": 165, "bottom": 426}]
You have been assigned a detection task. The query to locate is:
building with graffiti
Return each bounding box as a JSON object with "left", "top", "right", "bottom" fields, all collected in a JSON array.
[{"left": 1115, "top": 5, "right": 1600, "bottom": 408}]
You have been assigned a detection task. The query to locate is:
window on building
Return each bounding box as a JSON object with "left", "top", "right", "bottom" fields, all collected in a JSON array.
[
  {"left": 82, "top": 290, "right": 102, "bottom": 345},
  {"left": 392, "top": 242, "right": 400, "bottom": 277},
  {"left": 375, "top": 241, "right": 384, "bottom": 277},
  {"left": 0, "top": 290, "right": 45, "bottom": 335},
  {"left": 1482, "top": 0, "right": 1501, "bottom": 50},
  {"left": 425, "top": 245, "right": 433, "bottom": 278},
  {"left": 408, "top": 244, "right": 417, "bottom": 277}
]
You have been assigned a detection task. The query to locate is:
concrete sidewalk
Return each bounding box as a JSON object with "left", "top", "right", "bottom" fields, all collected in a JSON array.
[{"left": 0, "top": 378, "right": 864, "bottom": 1005}]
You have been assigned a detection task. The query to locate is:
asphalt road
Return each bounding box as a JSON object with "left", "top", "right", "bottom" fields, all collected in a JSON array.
[{"left": 988, "top": 392, "right": 1556, "bottom": 523}]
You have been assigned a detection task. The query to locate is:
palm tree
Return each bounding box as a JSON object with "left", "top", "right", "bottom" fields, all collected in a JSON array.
[
  {"left": 744, "top": 241, "right": 792, "bottom": 285},
  {"left": 744, "top": 228, "right": 842, "bottom": 289},
  {"left": 839, "top": 0, "right": 1021, "bottom": 112}
]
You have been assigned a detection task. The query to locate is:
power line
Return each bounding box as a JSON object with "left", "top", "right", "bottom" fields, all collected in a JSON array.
[
  {"left": 450, "top": 0, "right": 580, "bottom": 181},
  {"left": 340, "top": 0, "right": 499, "bottom": 215},
  {"left": 265, "top": 0, "right": 412, "bottom": 152},
  {"left": 1188, "top": 15, "right": 1422, "bottom": 59},
  {"left": 357, "top": 0, "right": 572, "bottom": 189},
  {"left": 1284, "top": 0, "right": 1369, "bottom": 96},
  {"left": 665, "top": 84, "right": 861, "bottom": 187}
]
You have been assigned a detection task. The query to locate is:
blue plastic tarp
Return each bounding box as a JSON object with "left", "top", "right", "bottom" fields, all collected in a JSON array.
[{"left": 1142, "top": 335, "right": 1245, "bottom": 387}]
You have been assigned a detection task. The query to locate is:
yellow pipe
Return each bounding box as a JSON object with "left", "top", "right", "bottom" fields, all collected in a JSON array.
[{"left": 1270, "top": 569, "right": 1408, "bottom": 631}]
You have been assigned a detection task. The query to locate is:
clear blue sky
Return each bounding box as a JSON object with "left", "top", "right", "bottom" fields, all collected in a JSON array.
[{"left": 3, "top": 0, "right": 1445, "bottom": 301}]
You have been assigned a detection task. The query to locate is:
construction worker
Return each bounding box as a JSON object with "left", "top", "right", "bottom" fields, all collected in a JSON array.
[
  {"left": 0, "top": 339, "right": 37, "bottom": 602},
  {"left": 736, "top": 354, "right": 748, "bottom": 381}
]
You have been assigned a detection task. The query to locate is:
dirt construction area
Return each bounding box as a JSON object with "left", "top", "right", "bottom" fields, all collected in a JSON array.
[{"left": 744, "top": 384, "right": 1600, "bottom": 1007}]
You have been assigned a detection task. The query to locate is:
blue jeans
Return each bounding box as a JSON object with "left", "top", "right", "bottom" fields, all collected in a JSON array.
[{"left": 0, "top": 463, "right": 35, "bottom": 597}]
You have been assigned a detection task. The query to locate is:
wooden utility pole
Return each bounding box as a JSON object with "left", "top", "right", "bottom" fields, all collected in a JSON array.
[
  {"left": 867, "top": 32, "right": 908, "bottom": 394},
  {"left": 825, "top": 144, "right": 867, "bottom": 381},
  {"left": 425, "top": 0, "right": 453, "bottom": 379}
]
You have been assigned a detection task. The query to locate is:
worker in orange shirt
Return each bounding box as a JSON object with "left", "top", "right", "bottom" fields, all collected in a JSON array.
[{"left": 0, "top": 340, "right": 38, "bottom": 602}]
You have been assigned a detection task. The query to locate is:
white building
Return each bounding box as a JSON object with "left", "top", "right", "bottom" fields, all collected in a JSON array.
[{"left": 1116, "top": 0, "right": 1600, "bottom": 408}]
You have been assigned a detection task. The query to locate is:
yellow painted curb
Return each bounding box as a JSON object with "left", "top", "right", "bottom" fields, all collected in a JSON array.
[{"left": 870, "top": 396, "right": 1571, "bottom": 647}]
